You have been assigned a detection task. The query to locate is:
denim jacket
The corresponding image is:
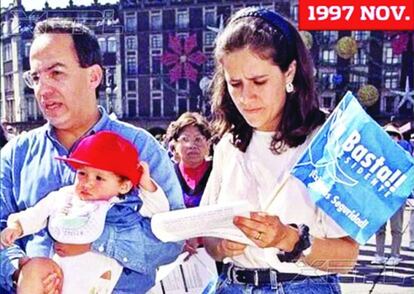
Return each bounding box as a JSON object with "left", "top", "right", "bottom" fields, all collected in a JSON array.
[{"left": 0, "top": 107, "right": 184, "bottom": 293}]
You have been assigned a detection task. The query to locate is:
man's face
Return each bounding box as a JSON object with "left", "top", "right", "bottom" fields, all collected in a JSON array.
[{"left": 29, "top": 33, "right": 100, "bottom": 132}]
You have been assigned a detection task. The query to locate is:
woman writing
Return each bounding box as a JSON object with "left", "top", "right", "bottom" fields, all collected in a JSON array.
[{"left": 201, "top": 7, "right": 359, "bottom": 293}]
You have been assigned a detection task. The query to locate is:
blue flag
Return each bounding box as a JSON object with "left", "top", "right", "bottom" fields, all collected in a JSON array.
[{"left": 291, "top": 92, "right": 414, "bottom": 244}]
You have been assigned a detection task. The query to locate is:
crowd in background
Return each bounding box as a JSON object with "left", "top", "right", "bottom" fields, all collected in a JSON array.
[{"left": 0, "top": 6, "right": 413, "bottom": 294}]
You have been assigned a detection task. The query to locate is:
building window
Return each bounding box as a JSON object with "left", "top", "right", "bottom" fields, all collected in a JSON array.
[
  {"left": 384, "top": 71, "right": 399, "bottom": 89},
  {"left": 385, "top": 96, "right": 396, "bottom": 113},
  {"left": 150, "top": 11, "right": 162, "bottom": 30},
  {"left": 350, "top": 73, "right": 368, "bottom": 87},
  {"left": 125, "top": 14, "right": 137, "bottom": 33},
  {"left": 26, "top": 95, "right": 40, "bottom": 121},
  {"left": 178, "top": 79, "right": 188, "bottom": 91},
  {"left": 4, "top": 44, "right": 12, "bottom": 61},
  {"left": 151, "top": 91, "right": 162, "bottom": 117},
  {"left": 176, "top": 9, "right": 189, "bottom": 29},
  {"left": 353, "top": 31, "right": 369, "bottom": 41},
  {"left": 127, "top": 80, "right": 136, "bottom": 91},
  {"left": 232, "top": 4, "right": 245, "bottom": 14},
  {"left": 125, "top": 37, "right": 137, "bottom": 50},
  {"left": 177, "top": 95, "right": 188, "bottom": 115},
  {"left": 204, "top": 56, "right": 215, "bottom": 73},
  {"left": 322, "top": 96, "right": 333, "bottom": 109},
  {"left": 127, "top": 96, "right": 137, "bottom": 118},
  {"left": 320, "top": 72, "right": 336, "bottom": 90},
  {"left": 384, "top": 46, "right": 400, "bottom": 64},
  {"left": 204, "top": 7, "right": 216, "bottom": 27},
  {"left": 151, "top": 78, "right": 162, "bottom": 91},
  {"left": 107, "top": 37, "right": 117, "bottom": 52},
  {"left": 290, "top": 4, "right": 299, "bottom": 21},
  {"left": 262, "top": 3, "right": 274, "bottom": 10},
  {"left": 1, "top": 22, "right": 8, "bottom": 35},
  {"left": 151, "top": 56, "right": 161, "bottom": 74},
  {"left": 150, "top": 34, "right": 163, "bottom": 49},
  {"left": 321, "top": 49, "right": 336, "bottom": 64},
  {"left": 204, "top": 31, "right": 216, "bottom": 47},
  {"left": 319, "top": 31, "right": 338, "bottom": 44},
  {"left": 353, "top": 48, "right": 367, "bottom": 65},
  {"left": 98, "top": 38, "right": 107, "bottom": 52},
  {"left": 24, "top": 42, "right": 31, "bottom": 57},
  {"left": 6, "top": 99, "right": 15, "bottom": 122},
  {"left": 126, "top": 56, "right": 137, "bottom": 75},
  {"left": 5, "top": 74, "right": 13, "bottom": 91}
]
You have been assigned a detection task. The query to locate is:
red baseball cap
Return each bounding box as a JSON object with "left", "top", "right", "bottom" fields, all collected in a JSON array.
[{"left": 56, "top": 131, "right": 143, "bottom": 186}]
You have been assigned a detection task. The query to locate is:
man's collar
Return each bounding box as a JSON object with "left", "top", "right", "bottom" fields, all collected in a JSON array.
[{"left": 45, "top": 106, "right": 110, "bottom": 147}]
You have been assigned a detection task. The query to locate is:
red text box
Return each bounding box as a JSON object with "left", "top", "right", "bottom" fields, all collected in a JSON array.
[{"left": 299, "top": 0, "right": 414, "bottom": 30}]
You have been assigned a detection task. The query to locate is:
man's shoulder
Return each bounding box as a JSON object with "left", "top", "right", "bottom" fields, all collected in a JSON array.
[
  {"left": 105, "top": 119, "right": 156, "bottom": 146},
  {"left": 2, "top": 125, "right": 47, "bottom": 152}
]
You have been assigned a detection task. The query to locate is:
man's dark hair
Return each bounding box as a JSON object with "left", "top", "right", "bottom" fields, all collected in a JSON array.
[{"left": 33, "top": 18, "right": 103, "bottom": 97}]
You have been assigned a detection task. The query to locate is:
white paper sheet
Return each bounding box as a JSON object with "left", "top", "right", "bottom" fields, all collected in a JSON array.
[
  {"left": 151, "top": 201, "right": 254, "bottom": 245},
  {"left": 148, "top": 248, "right": 218, "bottom": 294}
]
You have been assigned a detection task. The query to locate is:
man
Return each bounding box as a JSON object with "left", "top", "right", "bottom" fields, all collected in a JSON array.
[{"left": 0, "top": 19, "right": 184, "bottom": 293}]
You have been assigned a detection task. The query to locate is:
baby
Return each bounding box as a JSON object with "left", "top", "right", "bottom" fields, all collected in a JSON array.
[{"left": 1, "top": 130, "right": 169, "bottom": 293}]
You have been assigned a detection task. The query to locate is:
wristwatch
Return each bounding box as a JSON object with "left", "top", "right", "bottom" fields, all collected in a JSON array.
[{"left": 277, "top": 224, "right": 312, "bottom": 263}]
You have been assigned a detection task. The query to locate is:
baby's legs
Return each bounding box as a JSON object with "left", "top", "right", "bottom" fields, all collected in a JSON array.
[{"left": 17, "top": 257, "right": 63, "bottom": 294}]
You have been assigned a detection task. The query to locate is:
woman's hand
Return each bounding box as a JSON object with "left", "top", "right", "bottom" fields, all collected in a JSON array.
[
  {"left": 233, "top": 212, "right": 299, "bottom": 252},
  {"left": 218, "top": 239, "right": 247, "bottom": 257},
  {"left": 54, "top": 242, "right": 91, "bottom": 257},
  {"left": 203, "top": 237, "right": 247, "bottom": 261}
]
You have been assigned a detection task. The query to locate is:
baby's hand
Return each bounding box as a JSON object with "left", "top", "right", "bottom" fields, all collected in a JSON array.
[
  {"left": 138, "top": 161, "right": 157, "bottom": 192},
  {"left": 0, "top": 226, "right": 22, "bottom": 248}
]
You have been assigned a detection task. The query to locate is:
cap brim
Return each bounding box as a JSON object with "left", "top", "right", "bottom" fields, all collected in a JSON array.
[
  {"left": 56, "top": 156, "right": 141, "bottom": 186},
  {"left": 55, "top": 156, "right": 94, "bottom": 170}
]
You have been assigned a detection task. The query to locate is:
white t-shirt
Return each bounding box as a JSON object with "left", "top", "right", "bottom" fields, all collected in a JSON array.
[{"left": 201, "top": 130, "right": 347, "bottom": 275}]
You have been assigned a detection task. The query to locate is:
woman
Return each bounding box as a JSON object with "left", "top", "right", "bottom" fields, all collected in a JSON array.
[
  {"left": 166, "top": 112, "right": 213, "bottom": 209},
  {"left": 201, "top": 7, "right": 359, "bottom": 293},
  {"left": 166, "top": 112, "right": 215, "bottom": 256}
]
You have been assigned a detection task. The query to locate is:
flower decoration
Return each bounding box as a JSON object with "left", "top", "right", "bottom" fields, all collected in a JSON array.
[
  {"left": 299, "top": 31, "right": 313, "bottom": 50},
  {"left": 161, "top": 34, "right": 207, "bottom": 83},
  {"left": 357, "top": 84, "right": 379, "bottom": 107},
  {"left": 336, "top": 36, "right": 357, "bottom": 59},
  {"left": 386, "top": 32, "right": 414, "bottom": 55}
]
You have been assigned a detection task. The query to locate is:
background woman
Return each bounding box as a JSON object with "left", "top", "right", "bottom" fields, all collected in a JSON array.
[
  {"left": 166, "top": 112, "right": 213, "bottom": 209},
  {"left": 166, "top": 112, "right": 216, "bottom": 259}
]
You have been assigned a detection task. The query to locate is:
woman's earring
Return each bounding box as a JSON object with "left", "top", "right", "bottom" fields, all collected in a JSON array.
[{"left": 286, "top": 82, "right": 294, "bottom": 93}]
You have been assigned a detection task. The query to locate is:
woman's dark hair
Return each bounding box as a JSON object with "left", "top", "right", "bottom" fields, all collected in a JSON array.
[
  {"left": 33, "top": 18, "right": 103, "bottom": 97},
  {"left": 210, "top": 8, "right": 325, "bottom": 153}
]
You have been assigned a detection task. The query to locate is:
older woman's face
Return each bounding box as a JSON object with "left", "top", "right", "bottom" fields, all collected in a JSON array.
[
  {"left": 222, "top": 47, "right": 296, "bottom": 131},
  {"left": 175, "top": 125, "right": 210, "bottom": 168}
]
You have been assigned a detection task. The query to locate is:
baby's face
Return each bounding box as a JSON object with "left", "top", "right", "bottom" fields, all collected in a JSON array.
[{"left": 74, "top": 166, "right": 125, "bottom": 201}]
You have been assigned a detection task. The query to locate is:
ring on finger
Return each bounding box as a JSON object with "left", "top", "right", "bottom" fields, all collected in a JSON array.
[{"left": 254, "top": 231, "right": 263, "bottom": 241}]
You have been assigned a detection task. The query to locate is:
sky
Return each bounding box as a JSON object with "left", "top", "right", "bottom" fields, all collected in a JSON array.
[{"left": 1, "top": 0, "right": 118, "bottom": 11}]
